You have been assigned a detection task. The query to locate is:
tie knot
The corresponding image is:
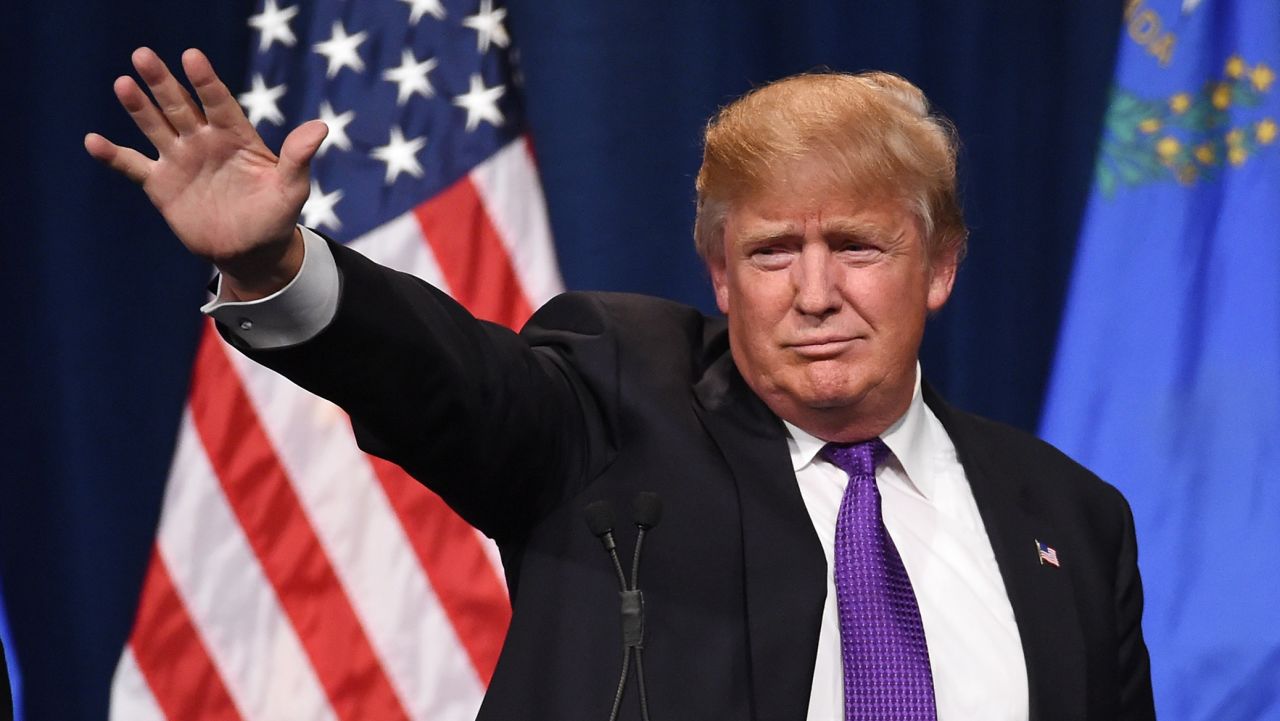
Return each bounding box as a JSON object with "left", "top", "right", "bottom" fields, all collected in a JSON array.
[{"left": 820, "top": 438, "right": 890, "bottom": 478}]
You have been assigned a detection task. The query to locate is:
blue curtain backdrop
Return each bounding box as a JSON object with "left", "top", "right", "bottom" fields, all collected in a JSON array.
[{"left": 2, "top": 1, "right": 1123, "bottom": 719}]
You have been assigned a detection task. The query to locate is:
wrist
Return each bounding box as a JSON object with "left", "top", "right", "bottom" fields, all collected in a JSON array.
[{"left": 218, "top": 226, "right": 305, "bottom": 301}]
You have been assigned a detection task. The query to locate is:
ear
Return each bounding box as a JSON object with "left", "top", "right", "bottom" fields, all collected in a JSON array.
[
  {"left": 708, "top": 253, "right": 732, "bottom": 314},
  {"left": 925, "top": 248, "right": 958, "bottom": 313}
]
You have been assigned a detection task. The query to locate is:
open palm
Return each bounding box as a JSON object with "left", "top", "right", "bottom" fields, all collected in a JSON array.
[{"left": 85, "top": 47, "right": 327, "bottom": 295}]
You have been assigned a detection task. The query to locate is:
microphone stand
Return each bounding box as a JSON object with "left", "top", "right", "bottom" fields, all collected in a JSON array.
[
  {"left": 628, "top": 523, "right": 651, "bottom": 721},
  {"left": 585, "top": 494, "right": 662, "bottom": 721}
]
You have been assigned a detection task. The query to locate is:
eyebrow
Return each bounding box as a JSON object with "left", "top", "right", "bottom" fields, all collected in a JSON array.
[
  {"left": 736, "top": 222, "right": 802, "bottom": 245},
  {"left": 820, "top": 218, "right": 889, "bottom": 238}
]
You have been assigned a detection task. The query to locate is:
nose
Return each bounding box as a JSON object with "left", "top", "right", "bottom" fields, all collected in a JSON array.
[{"left": 792, "top": 244, "right": 842, "bottom": 317}]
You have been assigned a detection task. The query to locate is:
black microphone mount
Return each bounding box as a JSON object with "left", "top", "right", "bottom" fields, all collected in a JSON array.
[{"left": 583, "top": 493, "right": 663, "bottom": 721}]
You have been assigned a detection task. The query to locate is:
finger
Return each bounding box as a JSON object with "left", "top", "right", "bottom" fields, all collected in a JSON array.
[
  {"left": 183, "top": 48, "right": 252, "bottom": 132},
  {"left": 114, "top": 75, "right": 177, "bottom": 152},
  {"left": 85, "top": 132, "right": 154, "bottom": 184},
  {"left": 132, "top": 47, "right": 205, "bottom": 135},
  {"left": 278, "top": 120, "right": 329, "bottom": 185}
]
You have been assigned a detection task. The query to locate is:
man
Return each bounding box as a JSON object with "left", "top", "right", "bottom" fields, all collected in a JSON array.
[{"left": 86, "top": 48, "right": 1155, "bottom": 720}]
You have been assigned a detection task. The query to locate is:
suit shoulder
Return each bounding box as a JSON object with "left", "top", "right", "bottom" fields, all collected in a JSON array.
[
  {"left": 941, "top": 401, "right": 1131, "bottom": 512},
  {"left": 523, "top": 291, "right": 727, "bottom": 366},
  {"left": 527, "top": 291, "right": 712, "bottom": 330}
]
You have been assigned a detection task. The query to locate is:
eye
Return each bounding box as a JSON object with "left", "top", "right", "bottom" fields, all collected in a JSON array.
[
  {"left": 835, "top": 241, "right": 881, "bottom": 260},
  {"left": 748, "top": 245, "right": 794, "bottom": 269},
  {"left": 836, "top": 238, "right": 876, "bottom": 252}
]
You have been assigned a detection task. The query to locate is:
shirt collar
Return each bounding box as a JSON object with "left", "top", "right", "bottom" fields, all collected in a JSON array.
[{"left": 784, "top": 363, "right": 934, "bottom": 500}]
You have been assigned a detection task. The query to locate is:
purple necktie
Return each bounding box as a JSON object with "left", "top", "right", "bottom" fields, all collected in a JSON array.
[{"left": 821, "top": 439, "right": 937, "bottom": 721}]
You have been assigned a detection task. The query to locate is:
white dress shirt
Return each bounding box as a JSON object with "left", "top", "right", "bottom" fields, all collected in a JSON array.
[
  {"left": 788, "top": 373, "right": 1028, "bottom": 721},
  {"left": 207, "top": 229, "right": 1030, "bottom": 719}
]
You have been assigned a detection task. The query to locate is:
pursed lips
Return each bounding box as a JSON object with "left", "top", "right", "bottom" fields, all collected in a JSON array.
[{"left": 784, "top": 335, "right": 861, "bottom": 358}]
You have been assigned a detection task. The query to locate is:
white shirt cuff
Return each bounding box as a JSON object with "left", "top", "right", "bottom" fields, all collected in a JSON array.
[{"left": 201, "top": 226, "right": 340, "bottom": 349}]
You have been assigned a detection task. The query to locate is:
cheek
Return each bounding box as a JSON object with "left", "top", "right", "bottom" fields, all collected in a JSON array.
[
  {"left": 733, "top": 310, "right": 774, "bottom": 356},
  {"left": 728, "top": 300, "right": 793, "bottom": 380},
  {"left": 863, "top": 270, "right": 929, "bottom": 319},
  {"left": 729, "top": 278, "right": 789, "bottom": 325}
]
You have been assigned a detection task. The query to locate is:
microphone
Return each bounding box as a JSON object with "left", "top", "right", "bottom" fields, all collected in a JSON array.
[
  {"left": 584, "top": 500, "right": 632, "bottom": 721},
  {"left": 584, "top": 500, "right": 627, "bottom": 591},
  {"left": 632, "top": 492, "right": 663, "bottom": 530}
]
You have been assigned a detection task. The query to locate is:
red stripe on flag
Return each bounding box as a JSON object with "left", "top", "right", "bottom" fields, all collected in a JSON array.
[
  {"left": 130, "top": 549, "right": 243, "bottom": 721},
  {"left": 413, "top": 175, "right": 534, "bottom": 328},
  {"left": 189, "top": 325, "right": 411, "bottom": 721},
  {"left": 367, "top": 456, "right": 511, "bottom": 684}
]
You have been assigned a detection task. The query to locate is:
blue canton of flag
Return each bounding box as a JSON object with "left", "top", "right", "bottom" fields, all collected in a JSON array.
[
  {"left": 241, "top": 0, "right": 523, "bottom": 244},
  {"left": 1042, "top": 1, "right": 1279, "bottom": 719}
]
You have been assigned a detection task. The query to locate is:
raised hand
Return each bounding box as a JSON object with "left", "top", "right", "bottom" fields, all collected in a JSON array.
[{"left": 85, "top": 47, "right": 328, "bottom": 299}]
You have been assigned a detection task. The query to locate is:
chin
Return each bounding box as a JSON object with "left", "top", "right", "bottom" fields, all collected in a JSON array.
[
  {"left": 801, "top": 391, "right": 862, "bottom": 410},
  {"left": 790, "top": 377, "right": 866, "bottom": 411}
]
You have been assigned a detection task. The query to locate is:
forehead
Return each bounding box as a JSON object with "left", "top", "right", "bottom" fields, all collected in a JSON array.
[
  {"left": 725, "top": 185, "right": 916, "bottom": 243},
  {"left": 730, "top": 153, "right": 912, "bottom": 223}
]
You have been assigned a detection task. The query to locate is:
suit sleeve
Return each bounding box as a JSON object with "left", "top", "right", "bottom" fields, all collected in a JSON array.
[
  {"left": 218, "top": 240, "right": 616, "bottom": 542},
  {"left": 1113, "top": 495, "right": 1157, "bottom": 720}
]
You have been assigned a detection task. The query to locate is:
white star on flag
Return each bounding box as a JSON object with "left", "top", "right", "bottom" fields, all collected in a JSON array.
[
  {"left": 399, "top": 0, "right": 446, "bottom": 24},
  {"left": 452, "top": 73, "right": 506, "bottom": 131},
  {"left": 382, "top": 50, "right": 439, "bottom": 105},
  {"left": 370, "top": 126, "right": 427, "bottom": 183},
  {"left": 462, "top": 0, "right": 510, "bottom": 53},
  {"left": 248, "top": 0, "right": 299, "bottom": 51},
  {"left": 301, "top": 180, "right": 344, "bottom": 230},
  {"left": 316, "top": 101, "right": 355, "bottom": 155},
  {"left": 237, "top": 74, "right": 287, "bottom": 126},
  {"left": 313, "top": 21, "right": 368, "bottom": 78}
]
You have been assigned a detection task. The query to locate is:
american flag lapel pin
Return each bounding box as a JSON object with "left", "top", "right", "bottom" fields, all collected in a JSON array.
[{"left": 1035, "top": 539, "right": 1060, "bottom": 567}]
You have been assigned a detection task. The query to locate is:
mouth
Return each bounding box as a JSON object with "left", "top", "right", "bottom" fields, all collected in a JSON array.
[{"left": 786, "top": 337, "right": 859, "bottom": 359}]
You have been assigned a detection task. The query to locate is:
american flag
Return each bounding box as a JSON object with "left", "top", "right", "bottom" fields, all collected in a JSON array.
[
  {"left": 108, "top": 0, "right": 561, "bottom": 718},
  {"left": 1036, "top": 540, "right": 1060, "bottom": 568}
]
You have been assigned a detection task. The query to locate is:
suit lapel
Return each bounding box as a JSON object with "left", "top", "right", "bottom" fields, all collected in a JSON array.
[
  {"left": 925, "top": 386, "right": 1087, "bottom": 721},
  {"left": 693, "top": 354, "right": 827, "bottom": 721}
]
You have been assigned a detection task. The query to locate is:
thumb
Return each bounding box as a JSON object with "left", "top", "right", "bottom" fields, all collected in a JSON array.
[{"left": 278, "top": 119, "right": 329, "bottom": 185}]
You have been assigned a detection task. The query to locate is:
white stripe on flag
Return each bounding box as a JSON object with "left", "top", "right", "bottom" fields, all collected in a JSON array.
[
  {"left": 351, "top": 212, "right": 448, "bottom": 287},
  {"left": 223, "top": 351, "right": 487, "bottom": 720},
  {"left": 469, "top": 137, "right": 565, "bottom": 307},
  {"left": 158, "top": 412, "right": 337, "bottom": 721}
]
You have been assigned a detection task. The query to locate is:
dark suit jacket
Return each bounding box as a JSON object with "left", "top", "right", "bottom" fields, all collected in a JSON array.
[{"left": 232, "top": 241, "right": 1155, "bottom": 721}]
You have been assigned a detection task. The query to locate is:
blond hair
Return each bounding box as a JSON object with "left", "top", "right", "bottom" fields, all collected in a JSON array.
[{"left": 694, "top": 71, "right": 967, "bottom": 265}]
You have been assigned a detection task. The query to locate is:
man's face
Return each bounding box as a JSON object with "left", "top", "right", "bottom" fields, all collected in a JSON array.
[{"left": 708, "top": 163, "right": 957, "bottom": 441}]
